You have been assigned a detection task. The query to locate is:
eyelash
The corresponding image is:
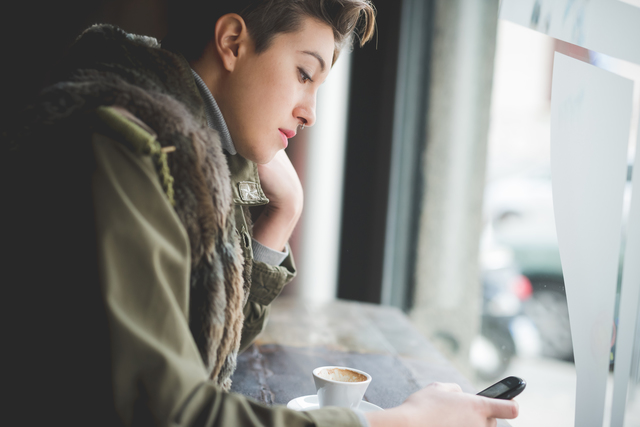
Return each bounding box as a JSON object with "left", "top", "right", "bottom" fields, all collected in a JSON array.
[{"left": 298, "top": 67, "right": 313, "bottom": 83}]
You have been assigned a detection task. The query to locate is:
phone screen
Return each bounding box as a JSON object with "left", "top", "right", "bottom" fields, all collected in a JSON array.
[{"left": 478, "top": 382, "right": 510, "bottom": 398}]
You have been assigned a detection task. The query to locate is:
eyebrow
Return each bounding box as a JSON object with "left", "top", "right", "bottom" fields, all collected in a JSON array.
[{"left": 300, "top": 50, "right": 326, "bottom": 72}]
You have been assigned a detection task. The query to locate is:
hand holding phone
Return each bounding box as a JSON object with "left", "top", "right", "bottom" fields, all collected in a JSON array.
[{"left": 477, "top": 376, "right": 526, "bottom": 400}]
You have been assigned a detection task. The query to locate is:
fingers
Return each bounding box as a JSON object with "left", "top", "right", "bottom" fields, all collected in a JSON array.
[
  {"left": 478, "top": 396, "right": 519, "bottom": 419},
  {"left": 399, "top": 383, "right": 520, "bottom": 426}
]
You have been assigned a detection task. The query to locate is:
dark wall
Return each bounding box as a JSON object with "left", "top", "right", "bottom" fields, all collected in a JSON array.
[
  {"left": 337, "top": 0, "right": 404, "bottom": 304},
  {"left": 1, "top": 1, "right": 167, "bottom": 129}
]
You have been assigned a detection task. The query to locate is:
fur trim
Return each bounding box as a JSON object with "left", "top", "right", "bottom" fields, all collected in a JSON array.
[{"left": 12, "top": 24, "right": 246, "bottom": 389}]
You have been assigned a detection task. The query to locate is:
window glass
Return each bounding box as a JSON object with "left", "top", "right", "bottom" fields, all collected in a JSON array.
[{"left": 473, "top": 18, "right": 640, "bottom": 426}]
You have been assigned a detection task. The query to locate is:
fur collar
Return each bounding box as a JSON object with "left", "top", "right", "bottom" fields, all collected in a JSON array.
[{"left": 12, "top": 24, "right": 247, "bottom": 390}]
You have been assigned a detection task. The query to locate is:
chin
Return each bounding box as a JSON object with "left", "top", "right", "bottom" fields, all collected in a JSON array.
[
  {"left": 256, "top": 153, "right": 278, "bottom": 165},
  {"left": 236, "top": 140, "right": 280, "bottom": 164},
  {"left": 254, "top": 147, "right": 282, "bottom": 165},
  {"left": 245, "top": 150, "right": 276, "bottom": 165}
]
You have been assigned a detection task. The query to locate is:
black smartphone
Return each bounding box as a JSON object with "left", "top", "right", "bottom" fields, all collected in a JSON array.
[{"left": 476, "top": 376, "right": 526, "bottom": 400}]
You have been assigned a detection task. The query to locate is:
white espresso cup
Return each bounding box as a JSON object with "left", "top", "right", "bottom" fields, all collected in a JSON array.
[{"left": 312, "top": 366, "right": 372, "bottom": 409}]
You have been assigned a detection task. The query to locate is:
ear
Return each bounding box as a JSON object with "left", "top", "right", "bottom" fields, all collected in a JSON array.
[{"left": 214, "top": 13, "right": 250, "bottom": 73}]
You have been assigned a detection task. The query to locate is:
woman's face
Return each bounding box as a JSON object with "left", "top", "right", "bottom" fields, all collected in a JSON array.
[{"left": 216, "top": 17, "right": 334, "bottom": 164}]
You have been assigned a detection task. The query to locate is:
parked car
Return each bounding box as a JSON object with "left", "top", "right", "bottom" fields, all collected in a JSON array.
[
  {"left": 472, "top": 232, "right": 541, "bottom": 381},
  {"left": 482, "top": 161, "right": 633, "bottom": 361}
]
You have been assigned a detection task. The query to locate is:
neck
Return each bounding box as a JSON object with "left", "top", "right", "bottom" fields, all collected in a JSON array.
[{"left": 189, "top": 43, "right": 225, "bottom": 99}]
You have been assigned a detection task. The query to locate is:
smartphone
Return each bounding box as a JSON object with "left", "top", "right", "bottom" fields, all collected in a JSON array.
[{"left": 476, "top": 376, "right": 526, "bottom": 400}]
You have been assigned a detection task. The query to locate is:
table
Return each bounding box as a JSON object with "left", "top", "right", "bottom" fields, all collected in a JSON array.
[{"left": 231, "top": 297, "right": 510, "bottom": 426}]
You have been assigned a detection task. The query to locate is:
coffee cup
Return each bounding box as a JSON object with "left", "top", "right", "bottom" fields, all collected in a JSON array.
[{"left": 312, "top": 366, "right": 371, "bottom": 409}]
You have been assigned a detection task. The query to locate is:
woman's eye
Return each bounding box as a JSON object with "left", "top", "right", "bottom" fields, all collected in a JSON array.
[{"left": 299, "top": 68, "right": 313, "bottom": 83}]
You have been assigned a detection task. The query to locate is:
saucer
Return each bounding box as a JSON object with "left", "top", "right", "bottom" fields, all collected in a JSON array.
[{"left": 286, "top": 395, "right": 383, "bottom": 412}]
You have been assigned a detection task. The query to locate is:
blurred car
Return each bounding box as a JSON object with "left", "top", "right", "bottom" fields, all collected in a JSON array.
[
  {"left": 471, "top": 232, "right": 541, "bottom": 381},
  {"left": 482, "top": 161, "right": 633, "bottom": 361}
]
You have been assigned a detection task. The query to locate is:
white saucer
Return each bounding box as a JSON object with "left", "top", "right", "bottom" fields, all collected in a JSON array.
[{"left": 286, "top": 395, "right": 383, "bottom": 412}]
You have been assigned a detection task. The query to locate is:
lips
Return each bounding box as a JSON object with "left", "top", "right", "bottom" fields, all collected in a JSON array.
[
  {"left": 278, "top": 128, "right": 296, "bottom": 149},
  {"left": 279, "top": 128, "right": 296, "bottom": 138}
]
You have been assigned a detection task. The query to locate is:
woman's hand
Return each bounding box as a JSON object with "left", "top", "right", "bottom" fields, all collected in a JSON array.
[
  {"left": 252, "top": 150, "right": 303, "bottom": 252},
  {"left": 365, "top": 382, "right": 519, "bottom": 427}
]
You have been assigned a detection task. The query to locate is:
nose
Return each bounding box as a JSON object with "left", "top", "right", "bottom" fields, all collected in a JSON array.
[{"left": 294, "top": 91, "right": 317, "bottom": 128}]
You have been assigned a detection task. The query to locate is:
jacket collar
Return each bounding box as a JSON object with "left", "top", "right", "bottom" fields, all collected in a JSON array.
[
  {"left": 190, "top": 69, "right": 237, "bottom": 155},
  {"left": 226, "top": 153, "right": 269, "bottom": 206},
  {"left": 161, "top": 46, "right": 269, "bottom": 206}
]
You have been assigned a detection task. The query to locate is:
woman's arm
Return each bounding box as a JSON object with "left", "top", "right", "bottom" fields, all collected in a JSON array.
[{"left": 252, "top": 150, "right": 304, "bottom": 252}]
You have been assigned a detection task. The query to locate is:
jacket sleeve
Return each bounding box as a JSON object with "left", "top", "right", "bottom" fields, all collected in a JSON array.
[
  {"left": 91, "top": 130, "right": 361, "bottom": 427},
  {"left": 240, "top": 243, "right": 296, "bottom": 352}
]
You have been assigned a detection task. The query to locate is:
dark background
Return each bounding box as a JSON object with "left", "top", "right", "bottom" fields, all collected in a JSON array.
[{"left": 2, "top": 1, "right": 168, "bottom": 129}]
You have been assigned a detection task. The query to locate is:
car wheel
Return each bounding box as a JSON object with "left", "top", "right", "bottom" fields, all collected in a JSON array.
[{"left": 523, "top": 288, "right": 573, "bottom": 360}]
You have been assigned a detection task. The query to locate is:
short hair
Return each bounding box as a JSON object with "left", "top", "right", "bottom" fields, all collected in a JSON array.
[{"left": 165, "top": 0, "right": 376, "bottom": 65}]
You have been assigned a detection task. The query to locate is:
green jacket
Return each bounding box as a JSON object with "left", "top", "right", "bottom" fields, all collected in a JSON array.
[
  {"left": 91, "top": 106, "right": 361, "bottom": 426},
  {"left": 3, "top": 24, "right": 362, "bottom": 427}
]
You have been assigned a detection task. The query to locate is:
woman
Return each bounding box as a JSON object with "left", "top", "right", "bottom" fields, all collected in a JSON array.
[{"left": 4, "top": 1, "right": 518, "bottom": 426}]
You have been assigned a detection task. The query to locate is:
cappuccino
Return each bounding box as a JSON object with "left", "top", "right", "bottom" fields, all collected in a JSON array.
[
  {"left": 316, "top": 367, "right": 367, "bottom": 383},
  {"left": 312, "top": 366, "right": 372, "bottom": 409}
]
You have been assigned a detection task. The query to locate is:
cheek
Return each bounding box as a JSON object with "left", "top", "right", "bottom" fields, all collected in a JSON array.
[
  {"left": 225, "top": 58, "right": 299, "bottom": 147},
  {"left": 253, "top": 70, "right": 292, "bottom": 111},
  {"left": 242, "top": 75, "right": 295, "bottom": 125},
  {"left": 235, "top": 72, "right": 277, "bottom": 114}
]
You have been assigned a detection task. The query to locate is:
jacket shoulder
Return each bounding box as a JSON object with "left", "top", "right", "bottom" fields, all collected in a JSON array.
[
  {"left": 95, "top": 106, "right": 157, "bottom": 153},
  {"left": 95, "top": 105, "right": 175, "bottom": 205}
]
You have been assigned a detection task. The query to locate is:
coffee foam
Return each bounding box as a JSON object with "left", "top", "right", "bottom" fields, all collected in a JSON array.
[{"left": 317, "top": 368, "right": 367, "bottom": 383}]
